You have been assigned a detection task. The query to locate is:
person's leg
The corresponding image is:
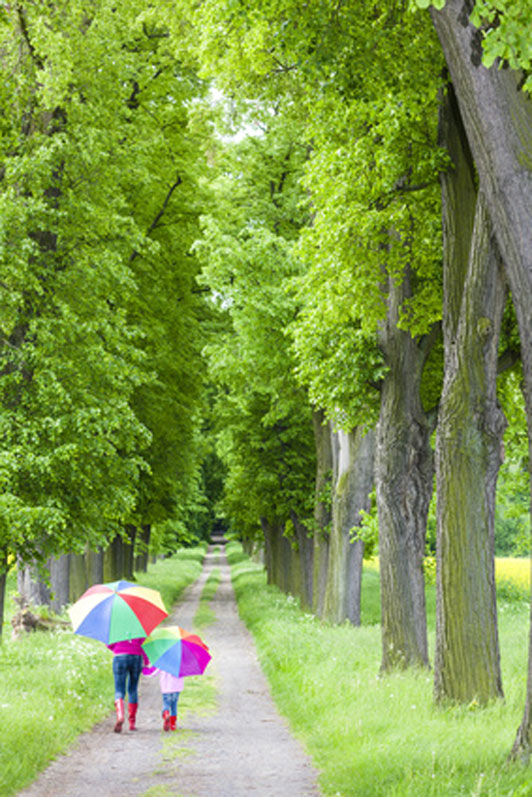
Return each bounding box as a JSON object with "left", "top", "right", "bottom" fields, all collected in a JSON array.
[
  {"left": 112, "top": 657, "right": 127, "bottom": 733},
  {"left": 169, "top": 692, "right": 179, "bottom": 731},
  {"left": 162, "top": 692, "right": 172, "bottom": 731},
  {"left": 126, "top": 655, "right": 142, "bottom": 730}
]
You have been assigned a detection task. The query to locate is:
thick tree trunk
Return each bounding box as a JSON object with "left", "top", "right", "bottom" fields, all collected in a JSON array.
[
  {"left": 323, "top": 426, "right": 375, "bottom": 625},
  {"left": 434, "top": 82, "right": 505, "bottom": 704},
  {"left": 376, "top": 271, "right": 435, "bottom": 671},
  {"left": 311, "top": 409, "right": 333, "bottom": 618},
  {"left": 435, "top": 193, "right": 506, "bottom": 703},
  {"left": 429, "top": 0, "right": 532, "bottom": 748}
]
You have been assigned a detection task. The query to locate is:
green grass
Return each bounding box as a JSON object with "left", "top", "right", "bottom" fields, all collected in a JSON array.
[
  {"left": 194, "top": 568, "right": 221, "bottom": 629},
  {"left": 227, "top": 542, "right": 532, "bottom": 796},
  {"left": 0, "top": 545, "right": 206, "bottom": 797}
]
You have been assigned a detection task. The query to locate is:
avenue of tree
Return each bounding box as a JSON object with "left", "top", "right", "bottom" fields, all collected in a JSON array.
[{"left": 1, "top": 0, "right": 532, "bottom": 762}]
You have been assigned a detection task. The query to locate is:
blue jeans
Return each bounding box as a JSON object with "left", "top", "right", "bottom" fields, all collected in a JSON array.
[
  {"left": 112, "top": 654, "right": 142, "bottom": 703},
  {"left": 162, "top": 691, "right": 180, "bottom": 716}
]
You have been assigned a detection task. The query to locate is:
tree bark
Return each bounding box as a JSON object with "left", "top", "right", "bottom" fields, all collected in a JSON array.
[
  {"left": 0, "top": 552, "right": 7, "bottom": 642},
  {"left": 261, "top": 517, "right": 295, "bottom": 594},
  {"left": 134, "top": 525, "right": 151, "bottom": 573},
  {"left": 435, "top": 193, "right": 506, "bottom": 703},
  {"left": 68, "top": 552, "right": 88, "bottom": 603},
  {"left": 323, "top": 426, "right": 375, "bottom": 625},
  {"left": 290, "top": 510, "right": 314, "bottom": 610},
  {"left": 103, "top": 535, "right": 125, "bottom": 583},
  {"left": 17, "top": 560, "right": 51, "bottom": 606},
  {"left": 311, "top": 408, "right": 333, "bottom": 618},
  {"left": 123, "top": 524, "right": 137, "bottom": 581},
  {"left": 376, "top": 270, "right": 436, "bottom": 671},
  {"left": 50, "top": 554, "right": 71, "bottom": 613},
  {"left": 434, "top": 81, "right": 506, "bottom": 704},
  {"left": 86, "top": 548, "right": 104, "bottom": 586},
  {"left": 429, "top": 0, "right": 532, "bottom": 748}
]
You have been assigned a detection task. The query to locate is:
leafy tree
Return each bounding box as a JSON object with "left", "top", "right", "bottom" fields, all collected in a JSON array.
[
  {"left": 410, "top": 0, "right": 532, "bottom": 735},
  {"left": 195, "top": 105, "right": 317, "bottom": 607},
  {"left": 0, "top": 1, "right": 212, "bottom": 621}
]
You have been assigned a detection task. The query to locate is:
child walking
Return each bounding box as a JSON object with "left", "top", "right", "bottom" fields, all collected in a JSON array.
[{"left": 145, "top": 667, "right": 184, "bottom": 731}]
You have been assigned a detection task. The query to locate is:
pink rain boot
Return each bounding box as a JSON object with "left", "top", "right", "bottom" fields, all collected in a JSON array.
[
  {"left": 128, "top": 702, "right": 138, "bottom": 731},
  {"left": 114, "top": 698, "right": 125, "bottom": 733}
]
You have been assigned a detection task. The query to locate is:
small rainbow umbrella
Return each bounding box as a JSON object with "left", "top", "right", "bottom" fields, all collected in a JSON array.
[
  {"left": 68, "top": 581, "right": 168, "bottom": 645},
  {"left": 142, "top": 625, "right": 211, "bottom": 678}
]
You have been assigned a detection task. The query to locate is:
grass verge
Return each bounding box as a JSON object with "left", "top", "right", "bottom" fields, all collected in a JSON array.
[
  {"left": 0, "top": 545, "right": 206, "bottom": 797},
  {"left": 194, "top": 568, "right": 221, "bottom": 629},
  {"left": 227, "top": 542, "right": 532, "bottom": 796}
]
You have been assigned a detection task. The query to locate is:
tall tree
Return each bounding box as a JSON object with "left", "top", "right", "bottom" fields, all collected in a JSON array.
[
  {"left": 433, "top": 82, "right": 507, "bottom": 703},
  {"left": 412, "top": 0, "right": 532, "bottom": 724}
]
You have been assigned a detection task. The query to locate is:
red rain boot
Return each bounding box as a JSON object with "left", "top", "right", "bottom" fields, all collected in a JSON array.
[
  {"left": 128, "top": 702, "right": 138, "bottom": 731},
  {"left": 169, "top": 715, "right": 177, "bottom": 732},
  {"left": 162, "top": 710, "right": 170, "bottom": 731},
  {"left": 114, "top": 698, "right": 125, "bottom": 733}
]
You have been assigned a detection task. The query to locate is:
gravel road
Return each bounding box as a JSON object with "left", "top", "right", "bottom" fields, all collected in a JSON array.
[{"left": 18, "top": 545, "right": 320, "bottom": 797}]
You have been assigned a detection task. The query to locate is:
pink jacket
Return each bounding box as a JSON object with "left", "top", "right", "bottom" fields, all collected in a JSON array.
[
  {"left": 107, "top": 638, "right": 150, "bottom": 666},
  {"left": 159, "top": 669, "right": 184, "bottom": 694},
  {"left": 144, "top": 666, "right": 184, "bottom": 693}
]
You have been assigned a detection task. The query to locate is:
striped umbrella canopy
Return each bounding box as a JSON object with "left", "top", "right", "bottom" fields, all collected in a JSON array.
[
  {"left": 68, "top": 580, "right": 168, "bottom": 645},
  {"left": 142, "top": 625, "right": 211, "bottom": 678}
]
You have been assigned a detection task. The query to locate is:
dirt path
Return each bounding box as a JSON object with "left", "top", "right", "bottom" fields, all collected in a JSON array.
[{"left": 18, "top": 545, "right": 321, "bottom": 796}]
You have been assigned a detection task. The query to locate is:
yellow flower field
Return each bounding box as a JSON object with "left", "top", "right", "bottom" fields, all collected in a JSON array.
[
  {"left": 495, "top": 557, "right": 530, "bottom": 592},
  {"left": 365, "top": 556, "right": 530, "bottom": 593}
]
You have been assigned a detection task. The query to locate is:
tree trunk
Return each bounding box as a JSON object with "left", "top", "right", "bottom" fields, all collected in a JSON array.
[
  {"left": 0, "top": 552, "right": 7, "bottom": 642},
  {"left": 434, "top": 81, "right": 505, "bottom": 704},
  {"left": 17, "top": 561, "right": 51, "bottom": 606},
  {"left": 123, "top": 524, "right": 137, "bottom": 581},
  {"left": 323, "top": 426, "right": 375, "bottom": 625},
  {"left": 69, "top": 552, "right": 88, "bottom": 604},
  {"left": 435, "top": 193, "right": 506, "bottom": 703},
  {"left": 134, "top": 525, "right": 151, "bottom": 573},
  {"left": 86, "top": 548, "right": 104, "bottom": 586},
  {"left": 311, "top": 409, "right": 333, "bottom": 618},
  {"left": 429, "top": 0, "right": 532, "bottom": 749},
  {"left": 50, "top": 555, "right": 71, "bottom": 613},
  {"left": 103, "top": 535, "right": 125, "bottom": 583},
  {"left": 376, "top": 270, "right": 435, "bottom": 671},
  {"left": 290, "top": 510, "right": 314, "bottom": 610},
  {"left": 261, "top": 517, "right": 281, "bottom": 587}
]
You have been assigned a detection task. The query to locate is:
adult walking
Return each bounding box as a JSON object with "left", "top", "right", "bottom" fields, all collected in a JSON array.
[{"left": 108, "top": 637, "right": 150, "bottom": 732}]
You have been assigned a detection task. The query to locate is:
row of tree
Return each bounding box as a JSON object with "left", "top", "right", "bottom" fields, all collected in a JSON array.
[
  {"left": 0, "top": 1, "right": 214, "bottom": 637},
  {"left": 1, "top": 0, "right": 532, "bottom": 762},
  {"left": 173, "top": 0, "right": 532, "bottom": 760}
]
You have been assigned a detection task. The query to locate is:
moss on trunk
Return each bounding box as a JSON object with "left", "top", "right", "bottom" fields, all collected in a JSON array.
[{"left": 377, "top": 265, "right": 435, "bottom": 671}]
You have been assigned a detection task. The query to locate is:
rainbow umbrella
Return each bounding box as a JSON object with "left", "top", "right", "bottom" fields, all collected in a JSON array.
[
  {"left": 142, "top": 625, "right": 211, "bottom": 678},
  {"left": 68, "top": 581, "right": 168, "bottom": 645}
]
